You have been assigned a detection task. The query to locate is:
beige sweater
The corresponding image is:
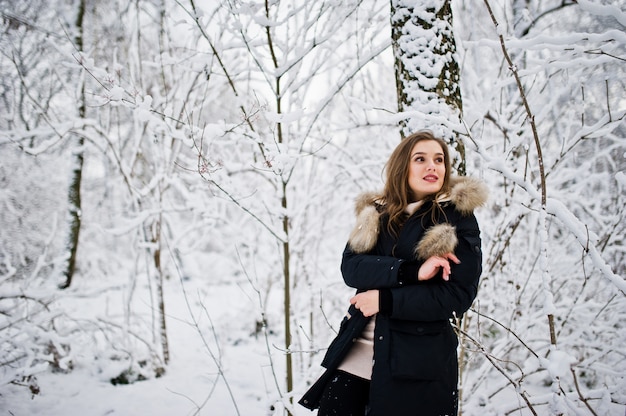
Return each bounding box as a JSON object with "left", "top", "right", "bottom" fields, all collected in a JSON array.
[{"left": 337, "top": 316, "right": 376, "bottom": 380}]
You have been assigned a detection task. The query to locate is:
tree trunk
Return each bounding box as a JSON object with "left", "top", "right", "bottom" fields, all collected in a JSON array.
[
  {"left": 154, "top": 208, "right": 170, "bottom": 365},
  {"left": 262, "top": 0, "right": 293, "bottom": 407},
  {"left": 282, "top": 181, "right": 293, "bottom": 406},
  {"left": 390, "top": 0, "right": 466, "bottom": 174},
  {"left": 60, "top": 0, "right": 86, "bottom": 289}
]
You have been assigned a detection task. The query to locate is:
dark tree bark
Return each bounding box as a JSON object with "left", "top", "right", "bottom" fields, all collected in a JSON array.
[
  {"left": 391, "top": 0, "right": 466, "bottom": 174},
  {"left": 60, "top": 0, "right": 86, "bottom": 289}
]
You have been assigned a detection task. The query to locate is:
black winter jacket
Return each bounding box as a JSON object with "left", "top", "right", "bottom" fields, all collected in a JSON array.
[{"left": 300, "top": 177, "right": 487, "bottom": 416}]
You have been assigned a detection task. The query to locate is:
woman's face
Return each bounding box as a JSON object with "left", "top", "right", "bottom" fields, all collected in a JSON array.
[{"left": 407, "top": 140, "right": 446, "bottom": 201}]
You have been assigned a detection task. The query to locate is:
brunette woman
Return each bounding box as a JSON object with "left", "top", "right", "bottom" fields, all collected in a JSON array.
[{"left": 299, "top": 131, "right": 487, "bottom": 415}]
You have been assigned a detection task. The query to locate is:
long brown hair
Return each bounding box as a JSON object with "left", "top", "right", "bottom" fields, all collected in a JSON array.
[{"left": 382, "top": 131, "right": 452, "bottom": 232}]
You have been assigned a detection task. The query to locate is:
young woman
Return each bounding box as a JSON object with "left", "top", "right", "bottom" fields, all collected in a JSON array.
[{"left": 299, "top": 131, "right": 487, "bottom": 415}]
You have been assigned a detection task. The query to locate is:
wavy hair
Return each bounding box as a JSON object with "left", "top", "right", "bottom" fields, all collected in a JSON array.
[{"left": 382, "top": 131, "right": 452, "bottom": 233}]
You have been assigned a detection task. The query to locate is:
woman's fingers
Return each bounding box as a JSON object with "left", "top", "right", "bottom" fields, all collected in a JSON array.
[
  {"left": 441, "top": 258, "right": 451, "bottom": 281},
  {"left": 350, "top": 291, "right": 379, "bottom": 317},
  {"left": 418, "top": 253, "right": 459, "bottom": 281},
  {"left": 444, "top": 252, "right": 461, "bottom": 264}
]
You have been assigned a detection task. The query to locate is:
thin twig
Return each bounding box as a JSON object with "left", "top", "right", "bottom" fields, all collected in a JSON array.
[
  {"left": 164, "top": 234, "right": 241, "bottom": 416},
  {"left": 234, "top": 246, "right": 284, "bottom": 400},
  {"left": 455, "top": 325, "right": 538, "bottom": 416}
]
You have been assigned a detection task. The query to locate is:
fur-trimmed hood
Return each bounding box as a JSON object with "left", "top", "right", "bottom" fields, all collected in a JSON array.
[{"left": 348, "top": 176, "right": 488, "bottom": 259}]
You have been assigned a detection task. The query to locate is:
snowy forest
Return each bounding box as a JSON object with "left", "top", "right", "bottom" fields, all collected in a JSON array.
[{"left": 1, "top": 0, "right": 624, "bottom": 414}]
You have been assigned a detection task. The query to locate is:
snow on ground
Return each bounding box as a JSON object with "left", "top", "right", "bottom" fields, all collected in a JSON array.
[{"left": 1, "top": 276, "right": 294, "bottom": 416}]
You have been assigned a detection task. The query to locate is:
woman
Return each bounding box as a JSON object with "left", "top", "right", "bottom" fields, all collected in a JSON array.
[{"left": 299, "top": 131, "right": 487, "bottom": 415}]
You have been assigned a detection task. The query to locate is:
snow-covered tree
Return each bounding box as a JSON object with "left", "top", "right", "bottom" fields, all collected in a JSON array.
[
  {"left": 391, "top": 0, "right": 466, "bottom": 172},
  {"left": 60, "top": 0, "right": 86, "bottom": 289}
]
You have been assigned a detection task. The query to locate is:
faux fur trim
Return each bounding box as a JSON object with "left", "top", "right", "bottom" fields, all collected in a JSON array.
[
  {"left": 347, "top": 192, "right": 381, "bottom": 253},
  {"left": 354, "top": 192, "right": 380, "bottom": 216},
  {"left": 448, "top": 176, "right": 488, "bottom": 215},
  {"left": 346, "top": 177, "right": 487, "bottom": 255},
  {"left": 415, "top": 223, "right": 458, "bottom": 260}
]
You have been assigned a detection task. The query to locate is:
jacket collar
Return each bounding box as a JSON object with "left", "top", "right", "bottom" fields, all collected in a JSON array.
[{"left": 347, "top": 176, "right": 488, "bottom": 254}]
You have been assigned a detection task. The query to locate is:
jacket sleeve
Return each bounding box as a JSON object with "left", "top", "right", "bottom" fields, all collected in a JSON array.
[
  {"left": 387, "top": 214, "right": 482, "bottom": 321},
  {"left": 341, "top": 245, "right": 421, "bottom": 290}
]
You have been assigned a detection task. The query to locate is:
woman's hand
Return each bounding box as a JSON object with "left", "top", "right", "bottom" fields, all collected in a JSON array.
[
  {"left": 418, "top": 253, "right": 460, "bottom": 282},
  {"left": 350, "top": 290, "right": 379, "bottom": 317}
]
